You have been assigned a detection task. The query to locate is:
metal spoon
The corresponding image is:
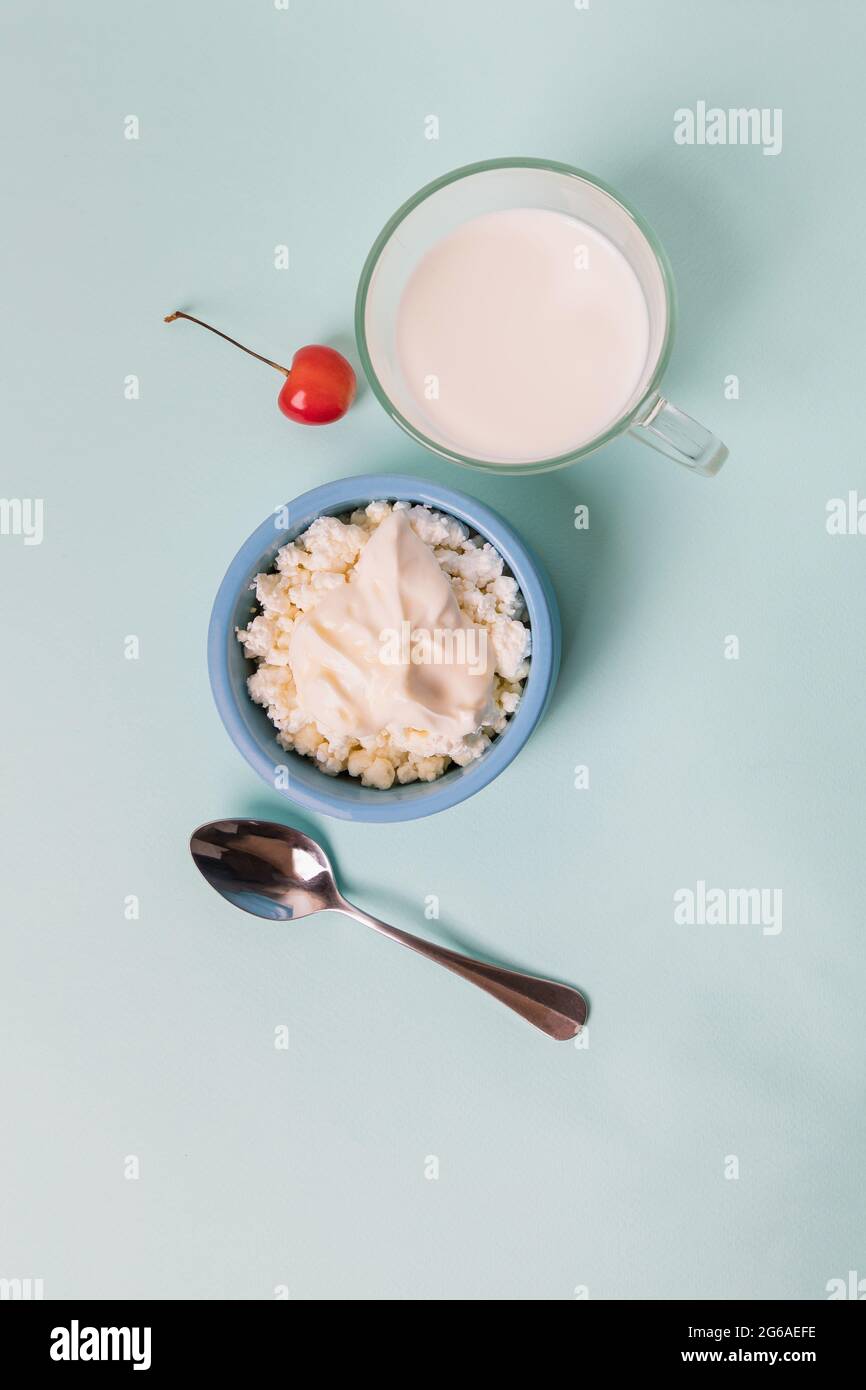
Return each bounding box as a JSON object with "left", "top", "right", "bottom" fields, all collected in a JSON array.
[{"left": 190, "top": 819, "right": 588, "bottom": 1041}]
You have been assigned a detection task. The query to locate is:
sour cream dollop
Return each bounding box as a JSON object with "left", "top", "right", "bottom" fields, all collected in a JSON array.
[{"left": 289, "top": 511, "right": 496, "bottom": 743}]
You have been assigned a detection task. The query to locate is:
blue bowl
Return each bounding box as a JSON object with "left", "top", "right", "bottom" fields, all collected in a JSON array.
[{"left": 208, "top": 475, "right": 561, "bottom": 822}]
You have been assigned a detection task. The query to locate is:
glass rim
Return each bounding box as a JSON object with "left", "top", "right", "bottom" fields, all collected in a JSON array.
[{"left": 354, "top": 156, "right": 678, "bottom": 476}]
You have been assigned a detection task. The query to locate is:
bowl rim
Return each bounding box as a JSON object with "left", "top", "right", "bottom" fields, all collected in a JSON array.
[{"left": 208, "top": 474, "right": 560, "bottom": 823}]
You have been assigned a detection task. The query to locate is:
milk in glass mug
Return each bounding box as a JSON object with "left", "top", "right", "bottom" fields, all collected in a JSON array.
[{"left": 356, "top": 158, "right": 727, "bottom": 477}]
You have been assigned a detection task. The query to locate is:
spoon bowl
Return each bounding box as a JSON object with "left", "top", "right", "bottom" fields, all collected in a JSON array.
[{"left": 191, "top": 819, "right": 339, "bottom": 921}]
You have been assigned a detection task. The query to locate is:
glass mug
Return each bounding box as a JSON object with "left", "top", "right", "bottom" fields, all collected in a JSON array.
[{"left": 355, "top": 158, "right": 727, "bottom": 478}]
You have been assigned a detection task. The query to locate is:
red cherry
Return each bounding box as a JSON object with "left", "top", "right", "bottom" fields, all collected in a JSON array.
[
  {"left": 278, "top": 345, "right": 356, "bottom": 425},
  {"left": 164, "top": 311, "right": 356, "bottom": 426}
]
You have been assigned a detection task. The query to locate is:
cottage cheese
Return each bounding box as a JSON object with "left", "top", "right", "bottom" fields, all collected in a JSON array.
[{"left": 237, "top": 501, "right": 530, "bottom": 788}]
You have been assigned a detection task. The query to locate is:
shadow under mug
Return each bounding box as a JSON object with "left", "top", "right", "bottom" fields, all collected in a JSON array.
[{"left": 355, "top": 157, "right": 727, "bottom": 478}]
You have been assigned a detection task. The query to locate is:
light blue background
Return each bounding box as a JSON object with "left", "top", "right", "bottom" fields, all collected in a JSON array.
[{"left": 2, "top": 0, "right": 864, "bottom": 1300}]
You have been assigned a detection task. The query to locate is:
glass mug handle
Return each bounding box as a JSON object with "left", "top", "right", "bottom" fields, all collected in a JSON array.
[{"left": 629, "top": 392, "right": 728, "bottom": 477}]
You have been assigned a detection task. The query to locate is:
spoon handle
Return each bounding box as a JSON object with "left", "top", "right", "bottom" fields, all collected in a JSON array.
[{"left": 339, "top": 902, "right": 587, "bottom": 1041}]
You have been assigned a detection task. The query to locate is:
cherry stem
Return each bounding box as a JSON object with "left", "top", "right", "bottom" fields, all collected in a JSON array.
[{"left": 163, "top": 311, "right": 290, "bottom": 376}]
